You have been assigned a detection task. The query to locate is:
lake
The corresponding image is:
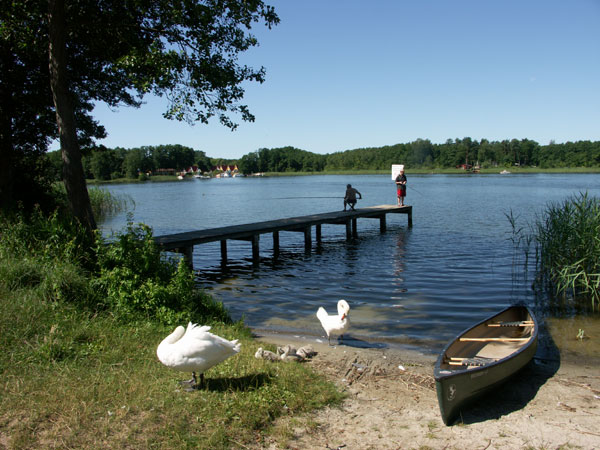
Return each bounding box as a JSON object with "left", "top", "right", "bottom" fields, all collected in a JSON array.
[{"left": 100, "top": 173, "right": 600, "bottom": 353}]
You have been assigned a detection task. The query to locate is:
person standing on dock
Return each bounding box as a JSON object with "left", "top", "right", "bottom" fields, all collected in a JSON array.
[
  {"left": 343, "top": 184, "right": 362, "bottom": 211},
  {"left": 395, "top": 169, "right": 407, "bottom": 206}
]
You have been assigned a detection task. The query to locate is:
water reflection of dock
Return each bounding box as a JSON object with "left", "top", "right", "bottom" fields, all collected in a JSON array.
[{"left": 155, "top": 205, "right": 412, "bottom": 268}]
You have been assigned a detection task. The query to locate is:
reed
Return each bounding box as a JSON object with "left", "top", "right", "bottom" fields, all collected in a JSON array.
[
  {"left": 52, "top": 183, "right": 133, "bottom": 222},
  {"left": 88, "top": 187, "right": 133, "bottom": 221},
  {"left": 532, "top": 192, "right": 600, "bottom": 311}
]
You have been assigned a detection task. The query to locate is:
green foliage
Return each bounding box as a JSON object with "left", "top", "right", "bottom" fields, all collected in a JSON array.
[
  {"left": 95, "top": 222, "right": 230, "bottom": 325},
  {"left": 533, "top": 193, "right": 600, "bottom": 310},
  {"left": 508, "top": 193, "right": 600, "bottom": 311},
  {"left": 0, "top": 208, "right": 94, "bottom": 265},
  {"left": 2, "top": 0, "right": 279, "bottom": 215},
  {"left": 0, "top": 209, "right": 229, "bottom": 325},
  {"left": 50, "top": 183, "right": 132, "bottom": 223},
  {"left": 0, "top": 210, "right": 99, "bottom": 310},
  {"left": 0, "top": 209, "right": 342, "bottom": 449},
  {"left": 69, "top": 138, "right": 600, "bottom": 181},
  {"left": 87, "top": 187, "right": 133, "bottom": 221}
]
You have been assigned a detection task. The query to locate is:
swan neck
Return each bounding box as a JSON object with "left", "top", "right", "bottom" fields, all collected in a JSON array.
[{"left": 163, "top": 326, "right": 186, "bottom": 344}]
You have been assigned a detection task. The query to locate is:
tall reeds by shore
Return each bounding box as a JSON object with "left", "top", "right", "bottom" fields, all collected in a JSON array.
[
  {"left": 88, "top": 187, "right": 133, "bottom": 221},
  {"left": 51, "top": 183, "right": 134, "bottom": 222},
  {"left": 534, "top": 192, "right": 600, "bottom": 311},
  {"left": 510, "top": 192, "right": 600, "bottom": 312}
]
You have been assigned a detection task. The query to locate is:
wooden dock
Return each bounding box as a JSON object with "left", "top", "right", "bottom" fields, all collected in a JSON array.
[{"left": 154, "top": 205, "right": 412, "bottom": 267}]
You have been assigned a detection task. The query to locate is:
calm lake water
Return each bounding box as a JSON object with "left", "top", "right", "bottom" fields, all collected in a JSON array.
[{"left": 100, "top": 173, "right": 600, "bottom": 354}]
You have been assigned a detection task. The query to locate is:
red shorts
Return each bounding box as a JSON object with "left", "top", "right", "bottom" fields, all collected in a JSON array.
[{"left": 397, "top": 188, "right": 406, "bottom": 197}]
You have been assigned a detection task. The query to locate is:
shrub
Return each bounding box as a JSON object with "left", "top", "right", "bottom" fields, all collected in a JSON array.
[
  {"left": 95, "top": 222, "right": 231, "bottom": 325},
  {"left": 0, "top": 212, "right": 230, "bottom": 326}
]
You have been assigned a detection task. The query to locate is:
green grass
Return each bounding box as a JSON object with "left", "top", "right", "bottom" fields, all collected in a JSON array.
[
  {"left": 0, "top": 214, "right": 343, "bottom": 449},
  {"left": 0, "top": 289, "right": 342, "bottom": 448}
]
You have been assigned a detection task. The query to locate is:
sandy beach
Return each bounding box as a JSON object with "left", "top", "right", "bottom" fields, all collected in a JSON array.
[{"left": 254, "top": 332, "right": 600, "bottom": 450}]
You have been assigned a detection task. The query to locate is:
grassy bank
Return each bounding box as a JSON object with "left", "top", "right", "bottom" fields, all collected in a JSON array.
[{"left": 0, "top": 214, "right": 342, "bottom": 449}]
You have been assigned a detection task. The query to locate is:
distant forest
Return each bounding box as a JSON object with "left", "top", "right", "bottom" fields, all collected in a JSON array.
[{"left": 47, "top": 138, "right": 600, "bottom": 180}]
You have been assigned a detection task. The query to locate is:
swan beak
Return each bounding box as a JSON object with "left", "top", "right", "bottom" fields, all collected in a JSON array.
[{"left": 341, "top": 313, "right": 346, "bottom": 320}]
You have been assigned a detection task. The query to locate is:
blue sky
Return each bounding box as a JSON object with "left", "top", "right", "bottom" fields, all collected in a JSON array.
[{"left": 89, "top": 0, "right": 600, "bottom": 159}]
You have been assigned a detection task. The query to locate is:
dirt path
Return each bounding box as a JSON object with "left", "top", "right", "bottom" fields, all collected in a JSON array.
[{"left": 256, "top": 333, "right": 600, "bottom": 450}]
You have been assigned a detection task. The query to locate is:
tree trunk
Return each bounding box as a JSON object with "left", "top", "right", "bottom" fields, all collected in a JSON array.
[{"left": 48, "top": 0, "right": 96, "bottom": 232}]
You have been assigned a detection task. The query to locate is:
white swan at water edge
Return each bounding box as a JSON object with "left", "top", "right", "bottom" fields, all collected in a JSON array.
[
  {"left": 316, "top": 299, "right": 350, "bottom": 345},
  {"left": 157, "top": 322, "right": 241, "bottom": 389}
]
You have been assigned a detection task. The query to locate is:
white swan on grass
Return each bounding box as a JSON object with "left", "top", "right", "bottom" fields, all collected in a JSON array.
[
  {"left": 316, "top": 299, "right": 350, "bottom": 345},
  {"left": 157, "top": 322, "right": 241, "bottom": 389}
]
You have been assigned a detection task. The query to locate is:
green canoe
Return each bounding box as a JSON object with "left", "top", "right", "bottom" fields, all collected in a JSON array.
[{"left": 434, "top": 305, "right": 538, "bottom": 425}]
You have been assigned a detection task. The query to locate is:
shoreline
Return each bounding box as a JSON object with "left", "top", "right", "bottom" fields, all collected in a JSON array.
[
  {"left": 85, "top": 167, "right": 600, "bottom": 184},
  {"left": 254, "top": 329, "right": 600, "bottom": 449}
]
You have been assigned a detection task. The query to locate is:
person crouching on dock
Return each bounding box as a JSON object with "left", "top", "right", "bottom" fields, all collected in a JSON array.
[{"left": 344, "top": 184, "right": 362, "bottom": 211}]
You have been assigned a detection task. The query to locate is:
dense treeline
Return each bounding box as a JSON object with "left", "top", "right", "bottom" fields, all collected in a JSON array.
[
  {"left": 234, "top": 138, "right": 600, "bottom": 173},
  {"left": 46, "top": 145, "right": 236, "bottom": 181},
  {"left": 48, "top": 138, "right": 600, "bottom": 181}
]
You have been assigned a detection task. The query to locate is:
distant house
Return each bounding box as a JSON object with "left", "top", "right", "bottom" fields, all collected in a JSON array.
[
  {"left": 457, "top": 164, "right": 473, "bottom": 171},
  {"left": 211, "top": 164, "right": 239, "bottom": 175},
  {"left": 184, "top": 165, "right": 199, "bottom": 174}
]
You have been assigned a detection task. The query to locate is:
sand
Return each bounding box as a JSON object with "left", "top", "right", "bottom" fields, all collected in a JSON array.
[{"left": 255, "top": 332, "right": 600, "bottom": 450}]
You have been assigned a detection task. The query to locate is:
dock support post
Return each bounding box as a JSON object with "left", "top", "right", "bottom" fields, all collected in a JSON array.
[
  {"left": 352, "top": 218, "right": 358, "bottom": 238},
  {"left": 316, "top": 224, "right": 322, "bottom": 244},
  {"left": 345, "top": 221, "right": 351, "bottom": 240},
  {"left": 304, "top": 226, "right": 311, "bottom": 252},
  {"left": 380, "top": 214, "right": 387, "bottom": 232},
  {"left": 408, "top": 208, "right": 413, "bottom": 228},
  {"left": 252, "top": 235, "right": 260, "bottom": 263},
  {"left": 272, "top": 231, "right": 279, "bottom": 259},
  {"left": 220, "top": 240, "right": 227, "bottom": 263},
  {"left": 179, "top": 246, "right": 194, "bottom": 270}
]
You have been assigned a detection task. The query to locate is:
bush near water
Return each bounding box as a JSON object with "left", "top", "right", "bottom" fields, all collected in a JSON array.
[{"left": 0, "top": 202, "right": 342, "bottom": 448}]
